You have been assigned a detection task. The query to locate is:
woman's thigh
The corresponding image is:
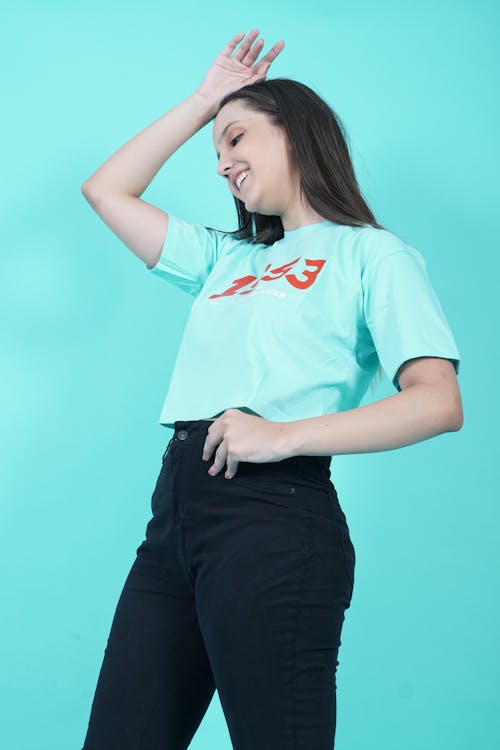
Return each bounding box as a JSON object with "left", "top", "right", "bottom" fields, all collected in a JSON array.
[
  {"left": 82, "top": 419, "right": 356, "bottom": 750},
  {"left": 81, "top": 476, "right": 217, "bottom": 750},
  {"left": 182, "top": 459, "right": 355, "bottom": 750}
]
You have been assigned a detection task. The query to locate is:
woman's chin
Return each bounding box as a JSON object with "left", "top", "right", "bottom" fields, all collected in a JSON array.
[{"left": 242, "top": 193, "right": 256, "bottom": 211}]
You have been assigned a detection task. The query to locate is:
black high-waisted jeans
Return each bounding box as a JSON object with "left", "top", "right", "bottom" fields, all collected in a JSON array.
[{"left": 81, "top": 418, "right": 356, "bottom": 750}]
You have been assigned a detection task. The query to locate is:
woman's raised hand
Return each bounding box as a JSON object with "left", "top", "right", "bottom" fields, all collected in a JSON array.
[{"left": 195, "top": 29, "right": 285, "bottom": 115}]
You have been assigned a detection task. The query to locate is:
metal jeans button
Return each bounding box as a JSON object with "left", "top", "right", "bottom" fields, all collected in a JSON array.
[{"left": 177, "top": 430, "right": 188, "bottom": 440}]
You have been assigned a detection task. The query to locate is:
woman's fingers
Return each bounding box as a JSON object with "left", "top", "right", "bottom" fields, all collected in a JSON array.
[
  {"left": 232, "top": 28, "right": 260, "bottom": 63},
  {"left": 244, "top": 38, "right": 286, "bottom": 83},
  {"left": 241, "top": 38, "right": 265, "bottom": 66},
  {"left": 259, "top": 39, "right": 286, "bottom": 67},
  {"left": 218, "top": 30, "right": 285, "bottom": 77},
  {"left": 219, "top": 31, "right": 246, "bottom": 58}
]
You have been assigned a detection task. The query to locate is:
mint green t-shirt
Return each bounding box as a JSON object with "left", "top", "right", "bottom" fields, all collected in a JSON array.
[{"left": 147, "top": 215, "right": 461, "bottom": 429}]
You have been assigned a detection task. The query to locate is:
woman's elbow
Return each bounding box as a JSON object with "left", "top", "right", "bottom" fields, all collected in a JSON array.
[{"left": 447, "top": 397, "right": 464, "bottom": 431}]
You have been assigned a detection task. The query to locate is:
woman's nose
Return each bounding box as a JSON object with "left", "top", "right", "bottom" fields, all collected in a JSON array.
[{"left": 217, "top": 160, "right": 233, "bottom": 178}]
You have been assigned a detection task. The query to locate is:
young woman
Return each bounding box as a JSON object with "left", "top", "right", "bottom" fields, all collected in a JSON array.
[{"left": 80, "top": 29, "right": 462, "bottom": 750}]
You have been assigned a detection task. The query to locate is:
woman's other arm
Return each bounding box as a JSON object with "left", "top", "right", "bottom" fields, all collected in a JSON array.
[{"left": 281, "top": 357, "right": 463, "bottom": 458}]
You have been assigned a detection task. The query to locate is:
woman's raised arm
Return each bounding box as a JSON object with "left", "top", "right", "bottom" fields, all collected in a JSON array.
[
  {"left": 81, "top": 93, "right": 215, "bottom": 267},
  {"left": 81, "top": 30, "right": 284, "bottom": 267}
]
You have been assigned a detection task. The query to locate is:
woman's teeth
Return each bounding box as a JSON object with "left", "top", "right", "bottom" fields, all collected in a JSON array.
[{"left": 236, "top": 170, "right": 250, "bottom": 189}]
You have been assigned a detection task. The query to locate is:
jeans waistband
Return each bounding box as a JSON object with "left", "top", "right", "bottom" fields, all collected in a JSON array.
[
  {"left": 167, "top": 419, "right": 332, "bottom": 484},
  {"left": 174, "top": 419, "right": 218, "bottom": 439}
]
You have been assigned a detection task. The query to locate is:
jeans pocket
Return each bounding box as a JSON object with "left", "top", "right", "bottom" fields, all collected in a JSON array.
[
  {"left": 228, "top": 471, "right": 305, "bottom": 516},
  {"left": 329, "top": 486, "right": 351, "bottom": 525},
  {"left": 161, "top": 435, "right": 175, "bottom": 463},
  {"left": 150, "top": 447, "right": 174, "bottom": 517},
  {"left": 326, "top": 487, "right": 355, "bottom": 598},
  {"left": 302, "top": 481, "right": 347, "bottom": 525},
  {"left": 305, "top": 484, "right": 355, "bottom": 599},
  {"left": 341, "top": 528, "right": 356, "bottom": 602}
]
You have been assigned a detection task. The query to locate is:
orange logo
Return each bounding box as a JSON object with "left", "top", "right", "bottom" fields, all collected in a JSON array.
[{"left": 208, "top": 256, "right": 327, "bottom": 299}]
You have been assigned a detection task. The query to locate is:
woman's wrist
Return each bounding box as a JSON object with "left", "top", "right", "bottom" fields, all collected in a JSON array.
[{"left": 191, "top": 88, "right": 220, "bottom": 122}]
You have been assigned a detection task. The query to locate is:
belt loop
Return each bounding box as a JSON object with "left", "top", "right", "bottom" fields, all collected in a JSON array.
[{"left": 162, "top": 434, "right": 175, "bottom": 462}]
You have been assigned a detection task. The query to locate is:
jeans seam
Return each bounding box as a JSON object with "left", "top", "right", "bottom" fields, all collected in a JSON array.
[
  {"left": 288, "top": 500, "right": 311, "bottom": 748},
  {"left": 341, "top": 534, "right": 355, "bottom": 600},
  {"left": 162, "top": 435, "right": 175, "bottom": 462}
]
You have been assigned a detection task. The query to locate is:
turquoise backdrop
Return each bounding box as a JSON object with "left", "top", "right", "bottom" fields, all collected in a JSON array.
[{"left": 1, "top": 1, "right": 498, "bottom": 748}]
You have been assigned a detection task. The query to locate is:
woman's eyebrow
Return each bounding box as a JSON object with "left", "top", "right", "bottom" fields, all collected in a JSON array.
[{"left": 215, "top": 120, "right": 242, "bottom": 158}]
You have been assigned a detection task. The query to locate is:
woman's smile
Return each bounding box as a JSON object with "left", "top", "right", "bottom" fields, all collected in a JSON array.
[{"left": 238, "top": 172, "right": 250, "bottom": 190}]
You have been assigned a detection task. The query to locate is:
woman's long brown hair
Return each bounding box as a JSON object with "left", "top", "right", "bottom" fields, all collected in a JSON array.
[{"left": 208, "top": 77, "right": 385, "bottom": 390}]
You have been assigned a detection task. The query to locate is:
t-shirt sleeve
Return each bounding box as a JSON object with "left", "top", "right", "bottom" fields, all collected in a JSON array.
[
  {"left": 362, "top": 247, "right": 461, "bottom": 391},
  {"left": 146, "top": 214, "right": 234, "bottom": 297}
]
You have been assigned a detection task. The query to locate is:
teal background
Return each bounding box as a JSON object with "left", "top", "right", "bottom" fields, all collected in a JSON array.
[{"left": 1, "top": 1, "right": 498, "bottom": 748}]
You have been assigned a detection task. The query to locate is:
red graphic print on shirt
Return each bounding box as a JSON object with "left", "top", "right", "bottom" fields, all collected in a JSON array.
[{"left": 208, "top": 256, "right": 327, "bottom": 299}]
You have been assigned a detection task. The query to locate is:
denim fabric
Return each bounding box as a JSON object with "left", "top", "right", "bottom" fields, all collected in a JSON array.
[{"left": 81, "top": 418, "right": 355, "bottom": 750}]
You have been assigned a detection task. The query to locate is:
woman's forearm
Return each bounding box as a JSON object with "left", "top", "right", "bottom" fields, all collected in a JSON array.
[
  {"left": 281, "top": 384, "right": 463, "bottom": 458},
  {"left": 81, "top": 90, "right": 216, "bottom": 198}
]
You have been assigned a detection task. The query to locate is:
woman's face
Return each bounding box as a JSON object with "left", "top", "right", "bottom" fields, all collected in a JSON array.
[{"left": 212, "top": 99, "right": 300, "bottom": 217}]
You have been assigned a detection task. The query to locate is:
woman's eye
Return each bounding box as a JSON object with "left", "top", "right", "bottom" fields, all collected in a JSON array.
[{"left": 230, "top": 134, "right": 243, "bottom": 146}]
